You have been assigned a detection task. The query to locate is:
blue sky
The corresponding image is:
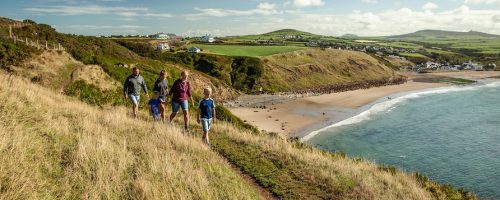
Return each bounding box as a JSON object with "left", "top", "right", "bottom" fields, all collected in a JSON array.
[{"left": 1, "top": 0, "right": 500, "bottom": 36}]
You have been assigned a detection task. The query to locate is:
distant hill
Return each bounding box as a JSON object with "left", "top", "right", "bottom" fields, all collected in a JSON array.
[
  {"left": 382, "top": 29, "right": 500, "bottom": 54},
  {"left": 224, "top": 29, "right": 321, "bottom": 41},
  {"left": 386, "top": 29, "right": 500, "bottom": 41},
  {"left": 341, "top": 34, "right": 359, "bottom": 39},
  {"left": 261, "top": 29, "right": 319, "bottom": 37}
]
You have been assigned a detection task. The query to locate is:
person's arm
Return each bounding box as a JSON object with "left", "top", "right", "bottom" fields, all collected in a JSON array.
[
  {"left": 168, "top": 81, "right": 174, "bottom": 97},
  {"left": 196, "top": 100, "right": 201, "bottom": 124},
  {"left": 123, "top": 78, "right": 128, "bottom": 99},
  {"left": 187, "top": 83, "right": 194, "bottom": 107},
  {"left": 141, "top": 77, "right": 148, "bottom": 96},
  {"left": 212, "top": 101, "right": 216, "bottom": 123}
]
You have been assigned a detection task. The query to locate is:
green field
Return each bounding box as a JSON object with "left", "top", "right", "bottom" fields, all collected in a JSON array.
[
  {"left": 189, "top": 44, "right": 307, "bottom": 56},
  {"left": 399, "top": 53, "right": 428, "bottom": 58}
]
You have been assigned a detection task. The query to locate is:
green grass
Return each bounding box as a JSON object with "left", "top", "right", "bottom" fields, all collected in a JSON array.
[
  {"left": 377, "top": 41, "right": 423, "bottom": 50},
  {"left": 189, "top": 44, "right": 307, "bottom": 57},
  {"left": 399, "top": 52, "right": 427, "bottom": 58}
]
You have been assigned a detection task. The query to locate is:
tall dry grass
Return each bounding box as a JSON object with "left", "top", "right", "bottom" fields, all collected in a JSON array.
[
  {"left": 0, "top": 72, "right": 260, "bottom": 199},
  {"left": 214, "top": 123, "right": 437, "bottom": 200}
]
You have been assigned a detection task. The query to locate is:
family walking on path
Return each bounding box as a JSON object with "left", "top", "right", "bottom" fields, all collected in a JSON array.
[{"left": 123, "top": 67, "right": 216, "bottom": 145}]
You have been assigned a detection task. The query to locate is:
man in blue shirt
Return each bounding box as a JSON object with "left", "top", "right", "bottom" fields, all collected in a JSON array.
[{"left": 197, "top": 87, "right": 216, "bottom": 145}]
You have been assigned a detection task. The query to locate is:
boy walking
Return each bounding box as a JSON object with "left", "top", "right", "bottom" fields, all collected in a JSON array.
[
  {"left": 148, "top": 91, "right": 162, "bottom": 121},
  {"left": 197, "top": 88, "right": 216, "bottom": 145}
]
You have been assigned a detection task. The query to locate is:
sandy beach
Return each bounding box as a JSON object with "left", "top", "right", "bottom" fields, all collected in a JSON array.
[{"left": 228, "top": 71, "right": 500, "bottom": 138}]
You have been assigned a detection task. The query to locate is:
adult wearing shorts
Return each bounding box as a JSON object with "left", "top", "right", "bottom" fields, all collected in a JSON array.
[
  {"left": 153, "top": 70, "right": 169, "bottom": 122},
  {"left": 168, "top": 70, "right": 194, "bottom": 130},
  {"left": 124, "top": 67, "right": 148, "bottom": 118}
]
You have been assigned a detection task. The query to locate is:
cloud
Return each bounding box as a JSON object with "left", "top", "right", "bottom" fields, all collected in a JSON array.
[
  {"left": 185, "top": 2, "right": 279, "bottom": 20},
  {"left": 422, "top": 2, "right": 439, "bottom": 10},
  {"left": 236, "top": 6, "right": 500, "bottom": 37},
  {"left": 361, "top": 0, "right": 378, "bottom": 3},
  {"left": 24, "top": 5, "right": 172, "bottom": 18},
  {"left": 67, "top": 25, "right": 143, "bottom": 29},
  {"left": 292, "top": 0, "right": 325, "bottom": 7},
  {"left": 465, "top": 0, "right": 500, "bottom": 4}
]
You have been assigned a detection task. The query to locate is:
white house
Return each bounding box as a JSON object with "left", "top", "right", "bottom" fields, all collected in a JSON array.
[
  {"left": 154, "top": 33, "right": 170, "bottom": 40},
  {"left": 188, "top": 47, "right": 201, "bottom": 53},
  {"left": 201, "top": 35, "right": 215, "bottom": 43},
  {"left": 156, "top": 43, "right": 170, "bottom": 51}
]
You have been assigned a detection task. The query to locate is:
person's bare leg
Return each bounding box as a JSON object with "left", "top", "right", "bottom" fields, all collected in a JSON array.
[
  {"left": 133, "top": 104, "right": 138, "bottom": 118},
  {"left": 160, "top": 103, "right": 165, "bottom": 123},
  {"left": 169, "top": 112, "right": 177, "bottom": 122},
  {"left": 204, "top": 131, "right": 210, "bottom": 145},
  {"left": 182, "top": 110, "right": 189, "bottom": 129}
]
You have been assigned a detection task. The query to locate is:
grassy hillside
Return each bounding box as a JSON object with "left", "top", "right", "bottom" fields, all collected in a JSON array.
[
  {"left": 0, "top": 18, "right": 239, "bottom": 103},
  {"left": 0, "top": 72, "right": 476, "bottom": 199},
  {"left": 189, "top": 44, "right": 307, "bottom": 57},
  {"left": 224, "top": 29, "right": 322, "bottom": 42},
  {"left": 383, "top": 30, "right": 500, "bottom": 55},
  {"left": 257, "top": 48, "right": 398, "bottom": 92},
  {"left": 0, "top": 17, "right": 478, "bottom": 199},
  {"left": 0, "top": 72, "right": 261, "bottom": 199}
]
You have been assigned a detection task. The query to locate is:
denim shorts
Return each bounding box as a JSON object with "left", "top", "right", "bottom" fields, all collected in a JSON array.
[
  {"left": 128, "top": 94, "right": 140, "bottom": 105},
  {"left": 171, "top": 100, "right": 188, "bottom": 113},
  {"left": 159, "top": 95, "right": 166, "bottom": 102},
  {"left": 201, "top": 118, "right": 212, "bottom": 132}
]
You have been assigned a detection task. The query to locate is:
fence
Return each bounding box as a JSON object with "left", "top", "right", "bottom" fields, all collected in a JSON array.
[{"left": 7, "top": 24, "right": 65, "bottom": 51}]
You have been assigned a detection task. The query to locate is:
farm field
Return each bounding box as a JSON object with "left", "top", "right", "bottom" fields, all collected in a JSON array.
[
  {"left": 189, "top": 44, "right": 307, "bottom": 57},
  {"left": 399, "top": 52, "right": 428, "bottom": 58}
]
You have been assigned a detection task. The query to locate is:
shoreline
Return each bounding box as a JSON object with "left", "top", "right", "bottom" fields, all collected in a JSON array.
[{"left": 227, "top": 71, "right": 500, "bottom": 140}]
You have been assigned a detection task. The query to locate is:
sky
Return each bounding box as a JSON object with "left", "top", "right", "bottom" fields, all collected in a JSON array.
[{"left": 1, "top": 0, "right": 500, "bottom": 37}]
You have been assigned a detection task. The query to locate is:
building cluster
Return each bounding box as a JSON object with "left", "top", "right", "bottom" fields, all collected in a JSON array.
[
  {"left": 410, "top": 61, "right": 496, "bottom": 71},
  {"left": 305, "top": 41, "right": 416, "bottom": 55}
]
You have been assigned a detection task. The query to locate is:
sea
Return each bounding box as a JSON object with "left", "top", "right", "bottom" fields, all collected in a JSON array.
[{"left": 306, "top": 80, "right": 500, "bottom": 199}]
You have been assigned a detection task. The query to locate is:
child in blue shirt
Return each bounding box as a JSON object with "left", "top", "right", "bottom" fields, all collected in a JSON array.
[
  {"left": 197, "top": 87, "right": 216, "bottom": 145},
  {"left": 148, "top": 91, "right": 162, "bottom": 121}
]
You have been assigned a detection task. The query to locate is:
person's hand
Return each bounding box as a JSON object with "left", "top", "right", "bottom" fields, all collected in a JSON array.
[
  {"left": 124, "top": 94, "right": 128, "bottom": 99},
  {"left": 212, "top": 118, "right": 216, "bottom": 124},
  {"left": 197, "top": 118, "right": 200, "bottom": 124}
]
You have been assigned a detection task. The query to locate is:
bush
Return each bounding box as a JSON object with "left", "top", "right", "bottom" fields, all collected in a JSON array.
[
  {"left": 230, "top": 57, "right": 264, "bottom": 93},
  {"left": 64, "top": 80, "right": 127, "bottom": 107}
]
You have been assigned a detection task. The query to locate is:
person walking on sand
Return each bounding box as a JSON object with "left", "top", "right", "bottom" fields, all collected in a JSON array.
[
  {"left": 168, "top": 70, "right": 194, "bottom": 131},
  {"left": 124, "top": 67, "right": 148, "bottom": 118},
  {"left": 153, "top": 70, "right": 169, "bottom": 122},
  {"left": 197, "top": 87, "right": 216, "bottom": 145}
]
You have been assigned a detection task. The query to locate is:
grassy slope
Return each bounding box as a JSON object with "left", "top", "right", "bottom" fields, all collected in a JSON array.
[
  {"left": 0, "top": 71, "right": 476, "bottom": 200},
  {"left": 189, "top": 44, "right": 307, "bottom": 57},
  {"left": 210, "top": 123, "right": 475, "bottom": 199},
  {"left": 224, "top": 29, "right": 321, "bottom": 41},
  {"left": 0, "top": 19, "right": 239, "bottom": 103},
  {"left": 258, "top": 48, "right": 396, "bottom": 92},
  {"left": 0, "top": 19, "right": 478, "bottom": 199},
  {"left": 0, "top": 72, "right": 260, "bottom": 199},
  {"left": 383, "top": 30, "right": 500, "bottom": 54}
]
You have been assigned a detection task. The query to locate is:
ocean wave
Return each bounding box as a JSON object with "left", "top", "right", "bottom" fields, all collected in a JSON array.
[{"left": 301, "top": 81, "right": 500, "bottom": 142}]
